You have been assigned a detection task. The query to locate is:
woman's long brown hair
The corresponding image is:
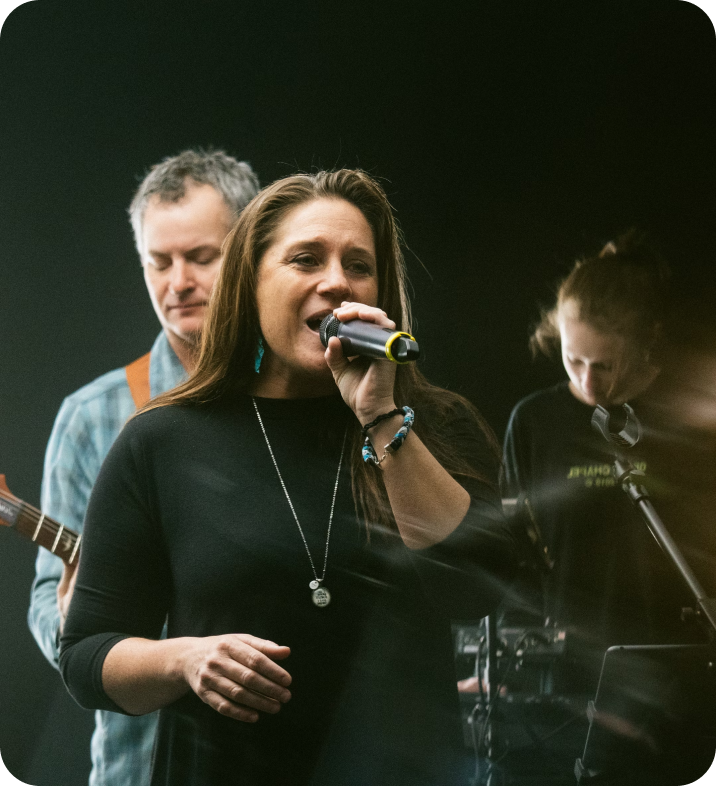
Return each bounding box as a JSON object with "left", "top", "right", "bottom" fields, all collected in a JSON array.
[{"left": 141, "top": 169, "right": 499, "bottom": 534}]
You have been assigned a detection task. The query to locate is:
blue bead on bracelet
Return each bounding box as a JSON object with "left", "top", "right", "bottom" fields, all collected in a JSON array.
[{"left": 361, "top": 406, "right": 415, "bottom": 466}]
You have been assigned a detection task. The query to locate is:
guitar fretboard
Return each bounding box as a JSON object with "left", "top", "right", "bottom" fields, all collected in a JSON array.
[{"left": 0, "top": 489, "right": 80, "bottom": 565}]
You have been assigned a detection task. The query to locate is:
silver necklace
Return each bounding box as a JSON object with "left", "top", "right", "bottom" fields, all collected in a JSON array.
[{"left": 252, "top": 398, "right": 347, "bottom": 608}]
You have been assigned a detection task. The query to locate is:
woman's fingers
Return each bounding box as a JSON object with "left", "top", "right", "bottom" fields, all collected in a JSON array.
[
  {"left": 214, "top": 676, "right": 284, "bottom": 713},
  {"left": 186, "top": 634, "right": 292, "bottom": 723},
  {"left": 324, "top": 336, "right": 350, "bottom": 374},
  {"left": 200, "top": 689, "right": 260, "bottom": 723},
  {"left": 196, "top": 674, "right": 282, "bottom": 718},
  {"left": 333, "top": 302, "right": 395, "bottom": 330},
  {"left": 325, "top": 330, "right": 398, "bottom": 419},
  {"left": 235, "top": 634, "right": 292, "bottom": 661},
  {"left": 230, "top": 636, "right": 292, "bottom": 686},
  {"left": 221, "top": 660, "right": 292, "bottom": 703}
]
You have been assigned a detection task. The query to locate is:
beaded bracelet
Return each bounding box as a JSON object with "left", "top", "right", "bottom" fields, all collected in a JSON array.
[{"left": 361, "top": 406, "right": 415, "bottom": 466}]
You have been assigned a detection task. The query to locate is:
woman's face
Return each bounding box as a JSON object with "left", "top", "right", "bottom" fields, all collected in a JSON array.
[
  {"left": 559, "top": 302, "right": 650, "bottom": 406},
  {"left": 255, "top": 197, "right": 379, "bottom": 390}
]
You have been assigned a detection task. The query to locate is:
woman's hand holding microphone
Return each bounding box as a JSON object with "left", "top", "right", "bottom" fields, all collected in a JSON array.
[{"left": 323, "top": 301, "right": 399, "bottom": 424}]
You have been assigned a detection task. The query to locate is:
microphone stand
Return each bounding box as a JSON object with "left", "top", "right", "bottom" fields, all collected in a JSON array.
[
  {"left": 612, "top": 456, "right": 716, "bottom": 636},
  {"left": 591, "top": 405, "right": 716, "bottom": 638}
]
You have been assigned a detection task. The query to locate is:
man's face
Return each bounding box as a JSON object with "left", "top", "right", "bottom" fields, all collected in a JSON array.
[{"left": 140, "top": 183, "right": 234, "bottom": 347}]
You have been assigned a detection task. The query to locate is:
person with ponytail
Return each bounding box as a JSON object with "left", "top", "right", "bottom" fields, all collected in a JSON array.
[
  {"left": 498, "top": 230, "right": 716, "bottom": 786},
  {"left": 59, "top": 169, "right": 515, "bottom": 785},
  {"left": 502, "top": 232, "right": 704, "bottom": 689}
]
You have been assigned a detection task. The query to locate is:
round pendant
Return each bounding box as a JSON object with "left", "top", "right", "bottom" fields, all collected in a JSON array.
[
  {"left": 312, "top": 586, "right": 331, "bottom": 607},
  {"left": 309, "top": 579, "right": 320, "bottom": 590}
]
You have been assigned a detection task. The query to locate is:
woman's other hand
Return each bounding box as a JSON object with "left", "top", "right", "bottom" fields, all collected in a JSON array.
[
  {"left": 325, "top": 301, "right": 398, "bottom": 423},
  {"left": 101, "top": 634, "right": 291, "bottom": 718},
  {"left": 183, "top": 634, "right": 292, "bottom": 722}
]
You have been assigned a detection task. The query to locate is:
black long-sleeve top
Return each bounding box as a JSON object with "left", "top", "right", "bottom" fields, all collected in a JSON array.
[
  {"left": 60, "top": 393, "right": 515, "bottom": 786},
  {"left": 503, "top": 383, "right": 711, "bottom": 676}
]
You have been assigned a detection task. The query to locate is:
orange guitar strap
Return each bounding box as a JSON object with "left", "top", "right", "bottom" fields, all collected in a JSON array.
[{"left": 125, "top": 352, "right": 151, "bottom": 410}]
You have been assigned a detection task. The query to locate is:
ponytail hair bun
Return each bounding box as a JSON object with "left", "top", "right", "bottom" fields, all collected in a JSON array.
[{"left": 530, "top": 229, "right": 671, "bottom": 359}]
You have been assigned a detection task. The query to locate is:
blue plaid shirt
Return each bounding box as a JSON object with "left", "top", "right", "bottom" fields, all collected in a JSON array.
[{"left": 28, "top": 331, "right": 186, "bottom": 786}]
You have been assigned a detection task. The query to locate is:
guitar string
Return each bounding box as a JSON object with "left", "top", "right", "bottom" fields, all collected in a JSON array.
[{"left": 0, "top": 488, "right": 76, "bottom": 543}]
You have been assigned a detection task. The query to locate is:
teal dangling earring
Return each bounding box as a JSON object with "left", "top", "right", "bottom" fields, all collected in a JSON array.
[{"left": 254, "top": 336, "right": 265, "bottom": 374}]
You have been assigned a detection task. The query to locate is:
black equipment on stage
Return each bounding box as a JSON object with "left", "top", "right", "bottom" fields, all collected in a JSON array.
[
  {"left": 570, "top": 405, "right": 716, "bottom": 784},
  {"left": 459, "top": 444, "right": 716, "bottom": 785},
  {"left": 454, "top": 496, "right": 589, "bottom": 786},
  {"left": 455, "top": 618, "right": 589, "bottom": 786}
]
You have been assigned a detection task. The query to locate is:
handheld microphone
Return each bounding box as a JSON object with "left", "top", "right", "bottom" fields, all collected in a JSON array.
[{"left": 319, "top": 315, "right": 420, "bottom": 364}]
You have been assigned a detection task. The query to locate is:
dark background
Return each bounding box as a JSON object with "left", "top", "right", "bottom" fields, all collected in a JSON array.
[{"left": 0, "top": 1, "right": 714, "bottom": 784}]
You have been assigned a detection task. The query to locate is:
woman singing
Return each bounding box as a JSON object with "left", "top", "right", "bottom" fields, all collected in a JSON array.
[{"left": 60, "top": 169, "right": 515, "bottom": 785}]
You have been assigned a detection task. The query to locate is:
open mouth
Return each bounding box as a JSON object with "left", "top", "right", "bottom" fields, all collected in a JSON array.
[{"left": 306, "top": 312, "right": 333, "bottom": 332}]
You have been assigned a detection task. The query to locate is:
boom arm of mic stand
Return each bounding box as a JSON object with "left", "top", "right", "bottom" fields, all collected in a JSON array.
[{"left": 613, "top": 458, "right": 716, "bottom": 637}]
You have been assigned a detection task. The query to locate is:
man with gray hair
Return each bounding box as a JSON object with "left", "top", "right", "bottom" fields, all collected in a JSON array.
[{"left": 28, "top": 149, "right": 259, "bottom": 785}]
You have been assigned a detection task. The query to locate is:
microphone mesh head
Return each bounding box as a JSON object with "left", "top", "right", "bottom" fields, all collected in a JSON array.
[{"left": 319, "top": 315, "right": 340, "bottom": 348}]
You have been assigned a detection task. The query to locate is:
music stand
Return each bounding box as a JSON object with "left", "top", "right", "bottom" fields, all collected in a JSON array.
[{"left": 575, "top": 643, "right": 715, "bottom": 785}]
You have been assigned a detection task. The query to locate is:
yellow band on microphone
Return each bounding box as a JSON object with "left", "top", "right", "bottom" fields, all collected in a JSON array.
[{"left": 384, "top": 331, "right": 417, "bottom": 364}]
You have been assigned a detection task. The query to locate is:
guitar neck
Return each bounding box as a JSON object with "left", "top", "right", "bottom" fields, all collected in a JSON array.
[{"left": 0, "top": 490, "right": 81, "bottom": 565}]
